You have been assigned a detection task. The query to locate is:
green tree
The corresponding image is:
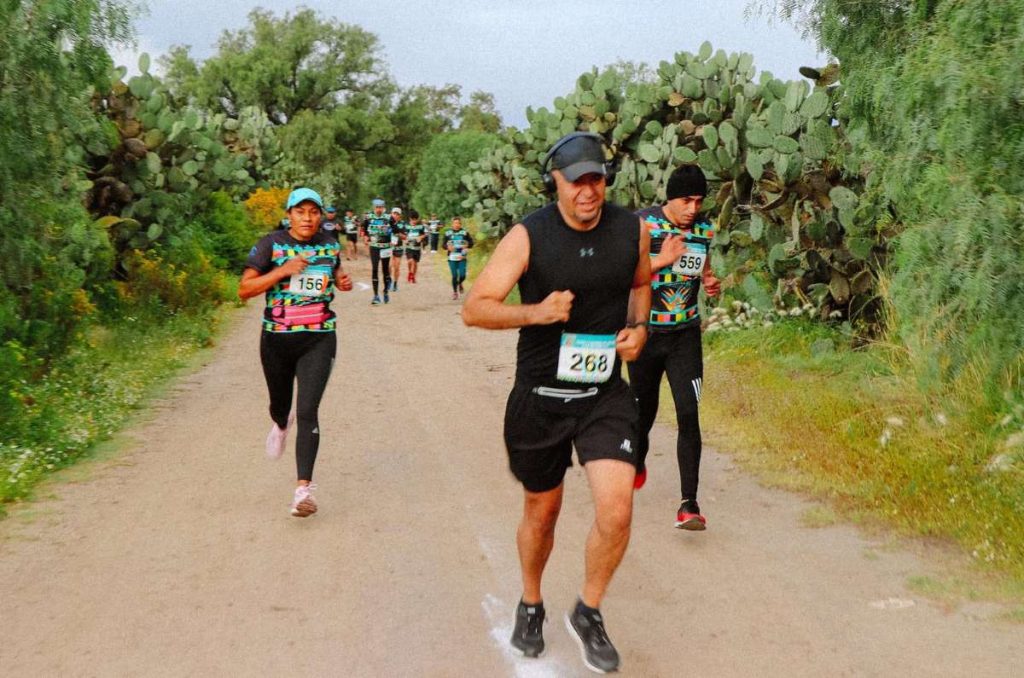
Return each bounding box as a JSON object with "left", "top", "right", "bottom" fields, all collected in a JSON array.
[
  {"left": 0, "top": 0, "right": 133, "bottom": 422},
  {"left": 412, "top": 131, "right": 500, "bottom": 218},
  {"left": 363, "top": 84, "right": 466, "bottom": 205},
  {"left": 275, "top": 105, "right": 394, "bottom": 204},
  {"left": 0, "top": 0, "right": 132, "bottom": 354},
  {"left": 458, "top": 91, "right": 503, "bottom": 133},
  {"left": 766, "top": 0, "right": 1024, "bottom": 399},
  {"left": 162, "top": 8, "right": 391, "bottom": 124}
]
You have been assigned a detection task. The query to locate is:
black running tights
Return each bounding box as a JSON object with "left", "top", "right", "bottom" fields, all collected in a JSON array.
[
  {"left": 370, "top": 248, "right": 392, "bottom": 295},
  {"left": 626, "top": 328, "right": 703, "bottom": 501},
  {"left": 260, "top": 331, "right": 335, "bottom": 481}
]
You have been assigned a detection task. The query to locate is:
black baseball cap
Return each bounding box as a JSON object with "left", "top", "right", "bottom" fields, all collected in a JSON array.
[{"left": 548, "top": 133, "right": 607, "bottom": 182}]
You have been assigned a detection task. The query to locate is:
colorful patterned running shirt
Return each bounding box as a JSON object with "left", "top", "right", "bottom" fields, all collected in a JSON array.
[
  {"left": 364, "top": 215, "right": 395, "bottom": 249},
  {"left": 391, "top": 220, "right": 408, "bottom": 253},
  {"left": 245, "top": 230, "right": 342, "bottom": 333},
  {"left": 343, "top": 216, "right": 359, "bottom": 235},
  {"left": 442, "top": 228, "right": 474, "bottom": 261},
  {"left": 635, "top": 205, "right": 714, "bottom": 331},
  {"left": 404, "top": 222, "right": 426, "bottom": 250}
]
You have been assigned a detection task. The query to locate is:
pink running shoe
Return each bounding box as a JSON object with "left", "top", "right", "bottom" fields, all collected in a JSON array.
[
  {"left": 265, "top": 412, "right": 295, "bottom": 460},
  {"left": 290, "top": 484, "right": 318, "bottom": 517}
]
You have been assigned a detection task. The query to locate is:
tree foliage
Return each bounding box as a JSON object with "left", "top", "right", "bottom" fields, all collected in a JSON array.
[
  {"left": 459, "top": 91, "right": 503, "bottom": 133},
  {"left": 162, "top": 8, "right": 390, "bottom": 124},
  {"left": 463, "top": 46, "right": 876, "bottom": 323},
  {"left": 0, "top": 1, "right": 132, "bottom": 359},
  {"left": 161, "top": 9, "right": 503, "bottom": 208},
  {"left": 769, "top": 0, "right": 1024, "bottom": 397},
  {"left": 412, "top": 131, "right": 500, "bottom": 218}
]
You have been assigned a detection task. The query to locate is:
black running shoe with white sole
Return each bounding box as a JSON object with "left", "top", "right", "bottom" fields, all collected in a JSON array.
[
  {"left": 566, "top": 600, "right": 620, "bottom": 673},
  {"left": 510, "top": 599, "right": 545, "bottom": 657}
]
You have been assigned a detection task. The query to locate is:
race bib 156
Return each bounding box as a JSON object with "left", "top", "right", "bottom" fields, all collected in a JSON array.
[{"left": 288, "top": 265, "right": 331, "bottom": 297}]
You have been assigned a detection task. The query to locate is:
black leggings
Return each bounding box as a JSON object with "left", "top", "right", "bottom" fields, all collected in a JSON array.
[
  {"left": 260, "top": 331, "right": 336, "bottom": 481},
  {"left": 370, "top": 248, "right": 392, "bottom": 295},
  {"left": 626, "top": 327, "right": 703, "bottom": 501}
]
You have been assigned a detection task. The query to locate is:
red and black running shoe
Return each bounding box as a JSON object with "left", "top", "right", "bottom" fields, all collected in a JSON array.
[{"left": 675, "top": 500, "right": 706, "bottom": 530}]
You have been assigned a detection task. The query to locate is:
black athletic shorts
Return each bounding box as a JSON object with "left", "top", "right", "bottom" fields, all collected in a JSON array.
[
  {"left": 405, "top": 249, "right": 421, "bottom": 262},
  {"left": 346, "top": 233, "right": 358, "bottom": 243},
  {"left": 503, "top": 379, "right": 639, "bottom": 493},
  {"left": 392, "top": 248, "right": 405, "bottom": 259}
]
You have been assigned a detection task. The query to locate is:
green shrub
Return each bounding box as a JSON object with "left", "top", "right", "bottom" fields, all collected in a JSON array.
[{"left": 202, "top": 191, "right": 263, "bottom": 270}]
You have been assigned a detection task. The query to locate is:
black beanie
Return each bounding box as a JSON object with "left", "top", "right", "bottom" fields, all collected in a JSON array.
[{"left": 666, "top": 165, "right": 707, "bottom": 200}]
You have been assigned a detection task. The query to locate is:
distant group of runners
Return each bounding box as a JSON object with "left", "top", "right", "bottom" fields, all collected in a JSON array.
[
  {"left": 241, "top": 130, "right": 720, "bottom": 673},
  {"left": 312, "top": 200, "right": 474, "bottom": 304}
]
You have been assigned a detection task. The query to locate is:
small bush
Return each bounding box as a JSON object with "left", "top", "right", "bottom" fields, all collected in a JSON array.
[
  {"left": 244, "top": 187, "right": 290, "bottom": 231},
  {"left": 203, "top": 191, "right": 264, "bottom": 270},
  {"left": 119, "top": 244, "right": 230, "bottom": 313}
]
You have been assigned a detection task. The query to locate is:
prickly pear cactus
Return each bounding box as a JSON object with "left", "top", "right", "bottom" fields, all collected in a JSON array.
[
  {"left": 463, "top": 42, "right": 883, "bottom": 324},
  {"left": 83, "top": 54, "right": 279, "bottom": 254}
]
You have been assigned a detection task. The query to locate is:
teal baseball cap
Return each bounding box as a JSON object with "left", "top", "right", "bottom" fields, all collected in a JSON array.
[
  {"left": 285, "top": 187, "right": 324, "bottom": 210},
  {"left": 371, "top": 198, "right": 385, "bottom": 207}
]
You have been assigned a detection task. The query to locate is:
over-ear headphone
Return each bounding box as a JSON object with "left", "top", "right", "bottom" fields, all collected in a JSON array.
[{"left": 541, "top": 132, "right": 617, "bottom": 192}]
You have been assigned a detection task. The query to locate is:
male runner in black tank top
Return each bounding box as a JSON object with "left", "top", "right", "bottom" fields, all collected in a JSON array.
[{"left": 463, "top": 132, "right": 651, "bottom": 674}]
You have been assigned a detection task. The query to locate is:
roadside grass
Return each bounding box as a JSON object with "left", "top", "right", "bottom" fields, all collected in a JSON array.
[
  {"left": 693, "top": 319, "right": 1024, "bottom": 603},
  {"left": 0, "top": 304, "right": 238, "bottom": 513}
]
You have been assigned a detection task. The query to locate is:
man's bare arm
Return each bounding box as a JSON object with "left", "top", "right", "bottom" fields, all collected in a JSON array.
[
  {"left": 625, "top": 222, "right": 652, "bottom": 326},
  {"left": 461, "top": 225, "right": 573, "bottom": 329},
  {"left": 619, "top": 222, "right": 652, "bottom": 361}
]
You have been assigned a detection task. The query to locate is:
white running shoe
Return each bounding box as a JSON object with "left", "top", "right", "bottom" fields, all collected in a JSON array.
[
  {"left": 290, "top": 484, "right": 318, "bottom": 517},
  {"left": 265, "top": 412, "right": 295, "bottom": 460}
]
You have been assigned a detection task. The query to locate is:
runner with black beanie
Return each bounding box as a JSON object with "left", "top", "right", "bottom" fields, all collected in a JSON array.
[{"left": 630, "top": 164, "right": 721, "bottom": 530}]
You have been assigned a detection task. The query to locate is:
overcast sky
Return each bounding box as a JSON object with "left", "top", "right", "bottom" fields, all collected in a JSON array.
[{"left": 117, "top": 0, "right": 825, "bottom": 128}]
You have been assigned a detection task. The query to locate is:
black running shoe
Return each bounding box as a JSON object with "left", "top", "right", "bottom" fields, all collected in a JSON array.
[
  {"left": 566, "top": 600, "right": 620, "bottom": 673},
  {"left": 675, "top": 499, "right": 707, "bottom": 530},
  {"left": 510, "top": 599, "right": 545, "bottom": 657}
]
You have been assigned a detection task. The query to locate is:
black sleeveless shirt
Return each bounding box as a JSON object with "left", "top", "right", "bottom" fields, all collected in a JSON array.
[{"left": 515, "top": 202, "right": 640, "bottom": 387}]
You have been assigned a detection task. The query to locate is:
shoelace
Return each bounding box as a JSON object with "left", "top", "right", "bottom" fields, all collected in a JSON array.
[
  {"left": 294, "top": 483, "right": 318, "bottom": 501},
  {"left": 584, "top": 615, "right": 611, "bottom": 648},
  {"left": 525, "top": 609, "right": 544, "bottom": 636}
]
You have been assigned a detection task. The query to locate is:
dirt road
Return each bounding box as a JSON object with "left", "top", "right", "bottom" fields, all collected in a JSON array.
[{"left": 2, "top": 252, "right": 1021, "bottom": 677}]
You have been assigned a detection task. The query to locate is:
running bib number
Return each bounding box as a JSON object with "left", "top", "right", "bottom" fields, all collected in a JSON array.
[
  {"left": 557, "top": 333, "right": 616, "bottom": 384},
  {"left": 380, "top": 248, "right": 393, "bottom": 259},
  {"left": 287, "top": 265, "right": 331, "bottom": 297},
  {"left": 672, "top": 251, "right": 706, "bottom": 277},
  {"left": 448, "top": 252, "right": 464, "bottom": 262}
]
